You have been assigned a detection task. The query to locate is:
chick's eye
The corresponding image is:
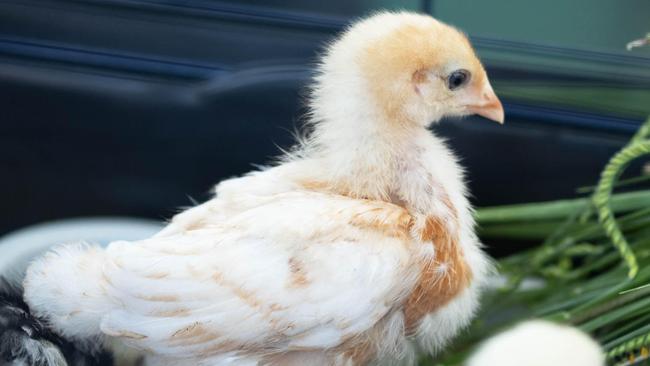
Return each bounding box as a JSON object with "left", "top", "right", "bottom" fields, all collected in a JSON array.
[{"left": 447, "top": 69, "right": 470, "bottom": 91}]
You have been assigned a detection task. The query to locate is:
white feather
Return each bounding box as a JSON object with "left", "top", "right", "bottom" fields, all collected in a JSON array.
[{"left": 24, "top": 242, "right": 110, "bottom": 350}]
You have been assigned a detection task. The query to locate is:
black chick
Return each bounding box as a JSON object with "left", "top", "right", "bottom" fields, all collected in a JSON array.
[{"left": 0, "top": 277, "right": 113, "bottom": 366}]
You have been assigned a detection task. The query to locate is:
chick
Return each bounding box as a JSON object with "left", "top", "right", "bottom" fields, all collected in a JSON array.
[
  {"left": 0, "top": 277, "right": 112, "bottom": 366},
  {"left": 23, "top": 11, "right": 503, "bottom": 366},
  {"left": 467, "top": 320, "right": 605, "bottom": 366}
]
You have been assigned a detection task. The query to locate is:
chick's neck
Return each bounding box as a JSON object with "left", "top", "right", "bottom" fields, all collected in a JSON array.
[{"left": 307, "top": 111, "right": 449, "bottom": 213}]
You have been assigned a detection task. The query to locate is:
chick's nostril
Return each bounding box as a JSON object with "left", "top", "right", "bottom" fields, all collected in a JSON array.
[{"left": 482, "top": 93, "right": 492, "bottom": 103}]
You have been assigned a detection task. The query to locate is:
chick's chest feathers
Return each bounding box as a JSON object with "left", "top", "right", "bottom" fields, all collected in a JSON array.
[
  {"left": 404, "top": 214, "right": 472, "bottom": 332},
  {"left": 391, "top": 136, "right": 477, "bottom": 332}
]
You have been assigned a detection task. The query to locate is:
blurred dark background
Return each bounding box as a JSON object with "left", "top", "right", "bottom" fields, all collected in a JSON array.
[{"left": 1, "top": 0, "right": 649, "bottom": 238}]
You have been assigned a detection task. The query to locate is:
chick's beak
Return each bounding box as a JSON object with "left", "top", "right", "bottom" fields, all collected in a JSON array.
[{"left": 467, "top": 81, "right": 504, "bottom": 124}]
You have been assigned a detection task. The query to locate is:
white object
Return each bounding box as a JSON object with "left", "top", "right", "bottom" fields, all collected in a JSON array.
[
  {"left": 0, "top": 217, "right": 161, "bottom": 280},
  {"left": 467, "top": 320, "right": 605, "bottom": 366}
]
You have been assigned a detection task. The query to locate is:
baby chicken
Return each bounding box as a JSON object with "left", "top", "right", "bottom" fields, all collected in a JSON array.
[
  {"left": 24, "top": 11, "right": 503, "bottom": 366},
  {"left": 0, "top": 277, "right": 113, "bottom": 366}
]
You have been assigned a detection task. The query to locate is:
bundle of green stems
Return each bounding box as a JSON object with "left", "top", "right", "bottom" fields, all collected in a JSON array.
[{"left": 431, "top": 117, "right": 650, "bottom": 366}]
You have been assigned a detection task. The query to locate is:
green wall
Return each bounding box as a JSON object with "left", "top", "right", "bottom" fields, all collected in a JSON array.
[{"left": 435, "top": 0, "right": 650, "bottom": 55}]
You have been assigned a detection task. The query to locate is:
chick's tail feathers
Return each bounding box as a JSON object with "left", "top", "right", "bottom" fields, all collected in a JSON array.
[{"left": 24, "top": 243, "right": 112, "bottom": 347}]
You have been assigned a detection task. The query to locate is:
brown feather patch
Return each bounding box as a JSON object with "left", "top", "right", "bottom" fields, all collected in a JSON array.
[
  {"left": 137, "top": 294, "right": 179, "bottom": 302},
  {"left": 299, "top": 179, "right": 414, "bottom": 240},
  {"left": 403, "top": 215, "right": 472, "bottom": 333},
  {"left": 143, "top": 271, "right": 169, "bottom": 279},
  {"left": 212, "top": 272, "right": 262, "bottom": 308},
  {"left": 169, "top": 322, "right": 241, "bottom": 354},
  {"left": 342, "top": 339, "right": 374, "bottom": 365},
  {"left": 171, "top": 321, "right": 206, "bottom": 340},
  {"left": 287, "top": 257, "right": 310, "bottom": 288},
  {"left": 108, "top": 330, "right": 148, "bottom": 340},
  {"left": 299, "top": 179, "right": 373, "bottom": 201},
  {"left": 186, "top": 219, "right": 206, "bottom": 231},
  {"left": 348, "top": 205, "right": 413, "bottom": 240},
  {"left": 151, "top": 308, "right": 191, "bottom": 317},
  {"left": 299, "top": 180, "right": 330, "bottom": 192}
]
